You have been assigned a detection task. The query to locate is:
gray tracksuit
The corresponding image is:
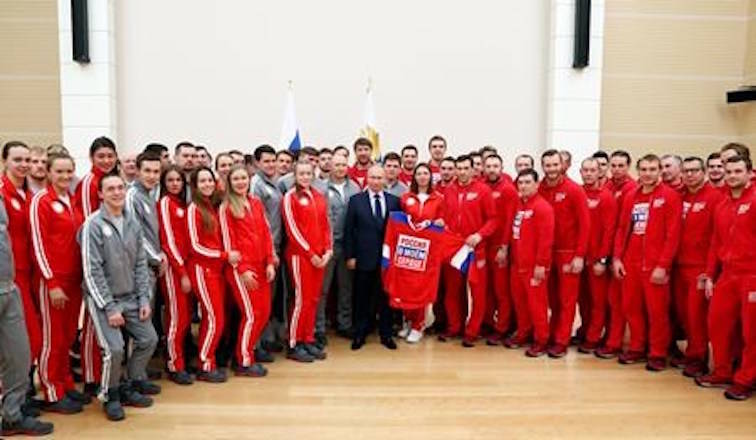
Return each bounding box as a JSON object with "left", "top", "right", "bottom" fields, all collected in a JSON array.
[
  {"left": 385, "top": 180, "right": 408, "bottom": 199},
  {"left": 250, "top": 171, "right": 284, "bottom": 255},
  {"left": 126, "top": 181, "right": 162, "bottom": 269},
  {"left": 78, "top": 208, "right": 157, "bottom": 400},
  {"left": 0, "top": 199, "right": 31, "bottom": 424},
  {"left": 316, "top": 178, "right": 361, "bottom": 333}
]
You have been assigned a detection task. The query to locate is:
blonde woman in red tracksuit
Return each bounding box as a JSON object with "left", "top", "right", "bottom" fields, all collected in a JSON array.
[
  {"left": 506, "top": 169, "right": 555, "bottom": 357},
  {"left": 219, "top": 165, "right": 276, "bottom": 377},
  {"left": 1, "top": 142, "right": 42, "bottom": 381},
  {"left": 282, "top": 162, "right": 332, "bottom": 363},
  {"left": 612, "top": 154, "right": 681, "bottom": 372},
  {"left": 398, "top": 163, "right": 445, "bottom": 342},
  {"left": 186, "top": 166, "right": 240, "bottom": 383},
  {"left": 30, "top": 153, "right": 88, "bottom": 413},
  {"left": 157, "top": 165, "right": 193, "bottom": 385}
]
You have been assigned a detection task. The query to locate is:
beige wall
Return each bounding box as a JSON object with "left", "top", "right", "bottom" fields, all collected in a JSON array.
[
  {"left": 0, "top": 0, "right": 62, "bottom": 147},
  {"left": 600, "top": 0, "right": 755, "bottom": 159}
]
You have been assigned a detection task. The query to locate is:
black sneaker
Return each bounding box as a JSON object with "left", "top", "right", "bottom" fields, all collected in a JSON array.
[
  {"left": 21, "top": 398, "right": 41, "bottom": 418},
  {"left": 104, "top": 389, "right": 125, "bottom": 422},
  {"left": 120, "top": 385, "right": 153, "bottom": 408},
  {"left": 262, "top": 340, "right": 284, "bottom": 353},
  {"left": 1, "top": 416, "right": 54, "bottom": 436},
  {"left": 287, "top": 344, "right": 315, "bottom": 363},
  {"left": 132, "top": 380, "right": 162, "bottom": 396},
  {"left": 304, "top": 343, "right": 327, "bottom": 360},
  {"left": 196, "top": 369, "right": 228, "bottom": 383},
  {"left": 83, "top": 382, "right": 100, "bottom": 399},
  {"left": 168, "top": 370, "right": 194, "bottom": 385},
  {"left": 234, "top": 364, "right": 268, "bottom": 377},
  {"left": 66, "top": 388, "right": 92, "bottom": 405},
  {"left": 315, "top": 332, "right": 328, "bottom": 348},
  {"left": 254, "top": 348, "right": 275, "bottom": 363},
  {"left": 42, "top": 395, "right": 83, "bottom": 414}
]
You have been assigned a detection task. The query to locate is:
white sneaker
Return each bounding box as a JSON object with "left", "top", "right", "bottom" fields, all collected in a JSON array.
[
  {"left": 398, "top": 322, "right": 410, "bottom": 339},
  {"left": 406, "top": 329, "right": 423, "bottom": 343}
]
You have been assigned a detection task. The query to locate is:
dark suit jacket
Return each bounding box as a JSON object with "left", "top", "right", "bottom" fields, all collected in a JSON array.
[{"left": 344, "top": 191, "right": 400, "bottom": 271}]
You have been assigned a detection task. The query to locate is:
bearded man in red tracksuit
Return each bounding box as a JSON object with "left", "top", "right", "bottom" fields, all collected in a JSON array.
[
  {"left": 696, "top": 155, "right": 756, "bottom": 401},
  {"left": 612, "top": 154, "right": 682, "bottom": 372},
  {"left": 671, "top": 157, "right": 723, "bottom": 377},
  {"left": 538, "top": 150, "right": 590, "bottom": 358},
  {"left": 439, "top": 155, "right": 498, "bottom": 347}
]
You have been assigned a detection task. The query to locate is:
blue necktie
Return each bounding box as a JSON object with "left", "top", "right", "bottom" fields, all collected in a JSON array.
[{"left": 373, "top": 193, "right": 383, "bottom": 220}]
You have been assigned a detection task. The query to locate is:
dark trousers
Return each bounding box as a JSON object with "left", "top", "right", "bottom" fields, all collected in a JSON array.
[{"left": 353, "top": 268, "right": 393, "bottom": 340}]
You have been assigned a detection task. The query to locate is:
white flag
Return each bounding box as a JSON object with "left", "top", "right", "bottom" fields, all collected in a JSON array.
[{"left": 279, "top": 81, "right": 302, "bottom": 152}]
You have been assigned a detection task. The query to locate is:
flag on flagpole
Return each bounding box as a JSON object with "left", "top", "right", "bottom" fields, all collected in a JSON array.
[
  {"left": 279, "top": 81, "right": 302, "bottom": 152},
  {"left": 360, "top": 78, "right": 380, "bottom": 161}
]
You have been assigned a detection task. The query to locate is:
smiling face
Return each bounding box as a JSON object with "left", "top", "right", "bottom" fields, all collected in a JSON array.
[
  {"left": 49, "top": 157, "right": 75, "bottom": 194},
  {"left": 92, "top": 147, "right": 117, "bottom": 173},
  {"left": 100, "top": 175, "right": 126, "bottom": 212},
  {"left": 196, "top": 169, "right": 216, "bottom": 197},
  {"left": 541, "top": 153, "right": 562, "bottom": 181},
  {"left": 4, "top": 145, "right": 30, "bottom": 182},
  {"left": 228, "top": 167, "right": 250, "bottom": 196},
  {"left": 164, "top": 169, "right": 184, "bottom": 196}
]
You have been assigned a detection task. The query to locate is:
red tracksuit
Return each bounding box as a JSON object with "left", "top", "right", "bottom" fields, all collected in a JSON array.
[
  {"left": 282, "top": 187, "right": 331, "bottom": 348},
  {"left": 219, "top": 196, "right": 275, "bottom": 367},
  {"left": 30, "top": 185, "right": 83, "bottom": 402},
  {"left": 398, "top": 169, "right": 413, "bottom": 186},
  {"left": 429, "top": 163, "right": 441, "bottom": 185},
  {"left": 674, "top": 184, "right": 723, "bottom": 363},
  {"left": 538, "top": 177, "right": 590, "bottom": 347},
  {"left": 510, "top": 194, "right": 555, "bottom": 346},
  {"left": 187, "top": 198, "right": 228, "bottom": 373},
  {"left": 1, "top": 176, "right": 41, "bottom": 361},
  {"left": 399, "top": 191, "right": 445, "bottom": 329},
  {"left": 485, "top": 177, "right": 518, "bottom": 335},
  {"left": 158, "top": 194, "right": 192, "bottom": 373},
  {"left": 614, "top": 183, "right": 682, "bottom": 359},
  {"left": 578, "top": 184, "right": 617, "bottom": 345},
  {"left": 442, "top": 179, "right": 498, "bottom": 340},
  {"left": 348, "top": 165, "right": 369, "bottom": 188},
  {"left": 705, "top": 185, "right": 756, "bottom": 385},
  {"left": 603, "top": 176, "right": 638, "bottom": 351}
]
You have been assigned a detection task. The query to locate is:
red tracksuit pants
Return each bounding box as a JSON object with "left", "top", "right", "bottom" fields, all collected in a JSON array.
[
  {"left": 548, "top": 252, "right": 581, "bottom": 346},
  {"left": 162, "top": 266, "right": 193, "bottom": 373},
  {"left": 225, "top": 266, "right": 271, "bottom": 367},
  {"left": 190, "top": 263, "right": 226, "bottom": 372},
  {"left": 577, "top": 267, "right": 610, "bottom": 344},
  {"left": 510, "top": 266, "right": 549, "bottom": 345},
  {"left": 287, "top": 254, "right": 324, "bottom": 348},
  {"left": 673, "top": 265, "right": 708, "bottom": 362},
  {"left": 443, "top": 255, "right": 487, "bottom": 340},
  {"left": 621, "top": 264, "right": 671, "bottom": 358},
  {"left": 485, "top": 251, "right": 512, "bottom": 335},
  {"left": 16, "top": 269, "right": 41, "bottom": 361},
  {"left": 603, "top": 277, "right": 625, "bottom": 350},
  {"left": 709, "top": 271, "right": 756, "bottom": 386},
  {"left": 37, "top": 277, "right": 81, "bottom": 402}
]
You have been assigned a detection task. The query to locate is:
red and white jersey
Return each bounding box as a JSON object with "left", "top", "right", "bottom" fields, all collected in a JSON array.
[
  {"left": 347, "top": 164, "right": 370, "bottom": 189},
  {"left": 429, "top": 163, "right": 441, "bottom": 185},
  {"left": 74, "top": 167, "right": 107, "bottom": 219},
  {"left": 186, "top": 198, "right": 227, "bottom": 271},
  {"left": 0, "top": 176, "right": 31, "bottom": 272},
  {"left": 538, "top": 176, "right": 591, "bottom": 256},
  {"left": 219, "top": 195, "right": 275, "bottom": 274},
  {"left": 400, "top": 191, "right": 445, "bottom": 223},
  {"left": 30, "top": 185, "right": 83, "bottom": 288},
  {"left": 510, "top": 194, "right": 555, "bottom": 271},
  {"left": 382, "top": 212, "right": 472, "bottom": 309},
  {"left": 158, "top": 194, "right": 190, "bottom": 278},
  {"left": 583, "top": 184, "right": 617, "bottom": 263},
  {"left": 282, "top": 187, "right": 331, "bottom": 259}
]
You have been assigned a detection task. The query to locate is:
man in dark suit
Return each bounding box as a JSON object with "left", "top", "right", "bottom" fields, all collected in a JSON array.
[{"left": 344, "top": 164, "right": 401, "bottom": 350}]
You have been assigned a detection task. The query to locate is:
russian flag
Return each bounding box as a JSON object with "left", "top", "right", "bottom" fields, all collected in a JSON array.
[
  {"left": 449, "top": 244, "right": 474, "bottom": 274},
  {"left": 279, "top": 81, "right": 302, "bottom": 152}
]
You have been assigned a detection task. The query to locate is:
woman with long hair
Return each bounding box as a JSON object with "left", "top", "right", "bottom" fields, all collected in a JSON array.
[
  {"left": 218, "top": 165, "right": 276, "bottom": 377},
  {"left": 157, "top": 165, "right": 193, "bottom": 385},
  {"left": 186, "top": 166, "right": 239, "bottom": 382}
]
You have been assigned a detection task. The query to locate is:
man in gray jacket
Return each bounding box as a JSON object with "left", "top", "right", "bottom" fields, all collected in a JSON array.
[
  {"left": 383, "top": 152, "right": 409, "bottom": 198},
  {"left": 0, "top": 197, "right": 54, "bottom": 436},
  {"left": 317, "top": 154, "right": 361, "bottom": 343},
  {"left": 80, "top": 172, "right": 159, "bottom": 422}
]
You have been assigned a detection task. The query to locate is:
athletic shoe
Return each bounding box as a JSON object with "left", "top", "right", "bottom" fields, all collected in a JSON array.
[
  {"left": 724, "top": 383, "right": 753, "bottom": 401},
  {"left": 645, "top": 357, "right": 667, "bottom": 372},
  {"left": 196, "top": 369, "right": 228, "bottom": 383},
  {"left": 437, "top": 332, "right": 456, "bottom": 342},
  {"left": 132, "top": 380, "right": 161, "bottom": 395},
  {"left": 65, "top": 388, "right": 91, "bottom": 405},
  {"left": 83, "top": 382, "right": 100, "bottom": 399},
  {"left": 1, "top": 416, "right": 54, "bottom": 436},
  {"left": 669, "top": 344, "right": 685, "bottom": 369},
  {"left": 120, "top": 386, "right": 153, "bottom": 408},
  {"left": 486, "top": 333, "right": 503, "bottom": 346},
  {"left": 351, "top": 337, "right": 366, "bottom": 351},
  {"left": 315, "top": 332, "right": 328, "bottom": 348},
  {"left": 695, "top": 374, "right": 732, "bottom": 389},
  {"left": 168, "top": 371, "right": 194, "bottom": 385},
  {"left": 618, "top": 351, "right": 646, "bottom": 365},
  {"left": 669, "top": 353, "right": 686, "bottom": 369},
  {"left": 254, "top": 348, "right": 275, "bottom": 363},
  {"left": 682, "top": 362, "right": 707, "bottom": 378},
  {"left": 525, "top": 343, "right": 547, "bottom": 357},
  {"left": 406, "top": 329, "right": 423, "bottom": 344},
  {"left": 578, "top": 341, "right": 599, "bottom": 354},
  {"left": 398, "top": 323, "right": 410, "bottom": 339},
  {"left": 235, "top": 364, "right": 268, "bottom": 377},
  {"left": 304, "top": 343, "right": 327, "bottom": 360},
  {"left": 594, "top": 346, "right": 620, "bottom": 359},
  {"left": 461, "top": 337, "right": 476, "bottom": 348},
  {"left": 504, "top": 335, "right": 530, "bottom": 349},
  {"left": 287, "top": 344, "right": 315, "bottom": 362},
  {"left": 104, "top": 389, "right": 125, "bottom": 422},
  {"left": 547, "top": 344, "right": 567, "bottom": 358},
  {"left": 21, "top": 399, "right": 41, "bottom": 418},
  {"left": 42, "top": 395, "right": 83, "bottom": 414},
  {"left": 381, "top": 337, "right": 398, "bottom": 350}
]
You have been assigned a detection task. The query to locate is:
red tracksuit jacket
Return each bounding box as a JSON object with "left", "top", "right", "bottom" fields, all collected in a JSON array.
[
  {"left": 282, "top": 187, "right": 331, "bottom": 259},
  {"left": 511, "top": 194, "right": 555, "bottom": 270},
  {"left": 0, "top": 176, "right": 32, "bottom": 273},
  {"left": 30, "top": 185, "right": 83, "bottom": 288},
  {"left": 400, "top": 191, "right": 445, "bottom": 223},
  {"left": 706, "top": 185, "right": 756, "bottom": 277},
  {"left": 486, "top": 177, "right": 518, "bottom": 250},
  {"left": 442, "top": 179, "right": 498, "bottom": 248},
  {"left": 186, "top": 198, "right": 227, "bottom": 271},
  {"left": 584, "top": 184, "right": 617, "bottom": 264},
  {"left": 347, "top": 165, "right": 369, "bottom": 189},
  {"left": 538, "top": 176, "right": 590, "bottom": 256},
  {"left": 158, "top": 194, "right": 190, "bottom": 278},
  {"left": 219, "top": 195, "right": 275, "bottom": 273},
  {"left": 74, "top": 167, "right": 106, "bottom": 219},
  {"left": 398, "top": 169, "right": 413, "bottom": 186},
  {"left": 613, "top": 183, "right": 682, "bottom": 271},
  {"left": 678, "top": 183, "right": 724, "bottom": 268}
]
